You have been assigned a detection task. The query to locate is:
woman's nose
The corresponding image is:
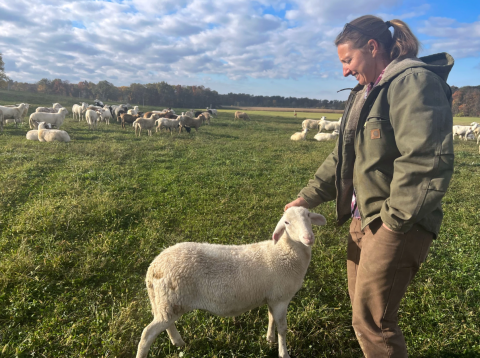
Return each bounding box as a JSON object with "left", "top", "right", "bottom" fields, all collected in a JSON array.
[{"left": 343, "top": 66, "right": 351, "bottom": 77}]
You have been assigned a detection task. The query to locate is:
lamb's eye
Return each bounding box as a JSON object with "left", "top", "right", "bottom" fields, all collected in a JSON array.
[{"left": 285, "top": 221, "right": 290, "bottom": 225}]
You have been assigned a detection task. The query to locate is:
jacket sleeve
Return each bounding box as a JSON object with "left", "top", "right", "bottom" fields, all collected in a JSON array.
[
  {"left": 297, "top": 142, "right": 338, "bottom": 208},
  {"left": 381, "top": 70, "right": 454, "bottom": 232}
]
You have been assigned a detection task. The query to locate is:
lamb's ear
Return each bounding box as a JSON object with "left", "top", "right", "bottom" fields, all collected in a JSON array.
[
  {"left": 310, "top": 213, "right": 327, "bottom": 226},
  {"left": 272, "top": 216, "right": 286, "bottom": 244}
]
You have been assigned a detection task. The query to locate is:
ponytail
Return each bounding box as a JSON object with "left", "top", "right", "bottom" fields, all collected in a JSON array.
[
  {"left": 389, "top": 19, "right": 420, "bottom": 60},
  {"left": 335, "top": 15, "right": 421, "bottom": 61}
]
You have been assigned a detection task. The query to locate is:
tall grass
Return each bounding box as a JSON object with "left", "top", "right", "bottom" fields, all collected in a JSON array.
[{"left": 0, "top": 91, "right": 479, "bottom": 357}]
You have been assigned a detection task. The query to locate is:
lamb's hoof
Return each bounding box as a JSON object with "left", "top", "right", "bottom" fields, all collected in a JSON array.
[
  {"left": 267, "top": 335, "right": 276, "bottom": 344},
  {"left": 172, "top": 339, "right": 186, "bottom": 347}
]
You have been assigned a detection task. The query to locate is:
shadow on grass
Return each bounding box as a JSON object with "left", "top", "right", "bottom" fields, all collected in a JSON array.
[{"left": 418, "top": 351, "right": 480, "bottom": 358}]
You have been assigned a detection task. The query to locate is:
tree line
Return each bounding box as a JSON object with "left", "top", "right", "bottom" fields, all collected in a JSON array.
[
  {"left": 1, "top": 53, "right": 477, "bottom": 114},
  {"left": 0, "top": 77, "right": 347, "bottom": 110},
  {"left": 451, "top": 85, "right": 480, "bottom": 117}
]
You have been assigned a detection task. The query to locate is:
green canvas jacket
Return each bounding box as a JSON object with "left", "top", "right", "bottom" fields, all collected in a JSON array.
[{"left": 298, "top": 53, "right": 455, "bottom": 236}]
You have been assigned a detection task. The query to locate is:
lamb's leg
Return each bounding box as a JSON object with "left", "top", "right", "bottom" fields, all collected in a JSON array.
[
  {"left": 136, "top": 315, "right": 180, "bottom": 358},
  {"left": 270, "top": 301, "right": 290, "bottom": 358},
  {"left": 166, "top": 323, "right": 185, "bottom": 346},
  {"left": 267, "top": 304, "right": 276, "bottom": 343}
]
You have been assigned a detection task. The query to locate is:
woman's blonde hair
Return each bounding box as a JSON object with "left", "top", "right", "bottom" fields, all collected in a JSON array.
[{"left": 335, "top": 15, "right": 420, "bottom": 60}]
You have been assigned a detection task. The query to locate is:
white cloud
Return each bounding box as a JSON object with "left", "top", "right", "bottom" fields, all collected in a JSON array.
[
  {"left": 0, "top": 0, "right": 478, "bottom": 98},
  {"left": 419, "top": 17, "right": 480, "bottom": 59}
]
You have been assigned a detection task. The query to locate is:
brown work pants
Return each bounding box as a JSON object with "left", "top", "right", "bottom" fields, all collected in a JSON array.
[{"left": 347, "top": 218, "right": 433, "bottom": 358}]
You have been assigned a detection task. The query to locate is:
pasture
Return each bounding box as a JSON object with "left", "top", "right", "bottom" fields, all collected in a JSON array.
[{"left": 0, "top": 91, "right": 479, "bottom": 357}]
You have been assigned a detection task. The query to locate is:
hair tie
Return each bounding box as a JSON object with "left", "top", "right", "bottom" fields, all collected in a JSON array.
[{"left": 385, "top": 21, "right": 392, "bottom": 28}]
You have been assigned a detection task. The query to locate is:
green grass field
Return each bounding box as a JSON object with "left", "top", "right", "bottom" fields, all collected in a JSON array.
[{"left": 1, "top": 90, "right": 479, "bottom": 357}]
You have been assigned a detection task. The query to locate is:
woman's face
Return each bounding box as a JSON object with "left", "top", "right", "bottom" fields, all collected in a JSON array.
[{"left": 337, "top": 41, "right": 376, "bottom": 86}]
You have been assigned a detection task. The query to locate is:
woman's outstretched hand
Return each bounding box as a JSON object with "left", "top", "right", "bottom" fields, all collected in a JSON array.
[{"left": 284, "top": 197, "right": 309, "bottom": 212}]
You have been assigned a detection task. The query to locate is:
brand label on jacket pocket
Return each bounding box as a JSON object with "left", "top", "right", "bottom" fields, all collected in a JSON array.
[{"left": 371, "top": 129, "right": 381, "bottom": 139}]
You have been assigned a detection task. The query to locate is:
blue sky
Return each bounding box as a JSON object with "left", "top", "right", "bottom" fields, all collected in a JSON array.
[{"left": 1, "top": 0, "right": 479, "bottom": 100}]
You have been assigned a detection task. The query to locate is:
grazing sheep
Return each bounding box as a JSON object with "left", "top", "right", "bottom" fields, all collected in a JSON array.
[
  {"left": 200, "top": 111, "right": 211, "bottom": 125},
  {"left": 128, "top": 106, "right": 140, "bottom": 115},
  {"left": 453, "top": 125, "right": 474, "bottom": 140},
  {"left": 0, "top": 104, "right": 27, "bottom": 128},
  {"left": 97, "top": 108, "right": 112, "bottom": 125},
  {"left": 114, "top": 105, "right": 129, "bottom": 122},
  {"left": 290, "top": 127, "right": 308, "bottom": 141},
  {"left": 135, "top": 207, "right": 327, "bottom": 358},
  {"left": 318, "top": 118, "right": 341, "bottom": 132},
  {"left": 178, "top": 114, "right": 203, "bottom": 132},
  {"left": 85, "top": 109, "right": 100, "bottom": 130},
  {"left": 234, "top": 111, "right": 250, "bottom": 120},
  {"left": 72, "top": 103, "right": 88, "bottom": 121},
  {"left": 302, "top": 117, "right": 324, "bottom": 132},
  {"left": 36, "top": 107, "right": 59, "bottom": 113},
  {"left": 155, "top": 117, "right": 180, "bottom": 134},
  {"left": 120, "top": 113, "right": 141, "bottom": 129},
  {"left": 29, "top": 108, "right": 68, "bottom": 129},
  {"left": 133, "top": 114, "right": 160, "bottom": 136},
  {"left": 52, "top": 103, "right": 68, "bottom": 114},
  {"left": 5, "top": 103, "right": 30, "bottom": 122},
  {"left": 37, "top": 122, "right": 71, "bottom": 142},
  {"left": 314, "top": 129, "right": 340, "bottom": 142},
  {"left": 210, "top": 108, "right": 218, "bottom": 117}
]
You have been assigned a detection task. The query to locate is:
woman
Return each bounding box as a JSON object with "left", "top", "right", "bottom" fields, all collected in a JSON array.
[{"left": 285, "top": 15, "right": 454, "bottom": 357}]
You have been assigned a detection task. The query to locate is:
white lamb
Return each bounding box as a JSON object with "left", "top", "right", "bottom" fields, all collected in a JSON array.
[
  {"left": 135, "top": 207, "right": 327, "bottom": 358},
  {"left": 97, "top": 108, "right": 112, "bottom": 125},
  {"left": 29, "top": 108, "right": 68, "bottom": 129},
  {"left": 85, "top": 109, "right": 100, "bottom": 130},
  {"left": 26, "top": 130, "right": 39, "bottom": 141},
  {"left": 0, "top": 103, "right": 27, "bottom": 128},
  {"left": 302, "top": 117, "right": 324, "bottom": 132},
  {"left": 314, "top": 129, "right": 340, "bottom": 141},
  {"left": 133, "top": 114, "right": 160, "bottom": 136},
  {"left": 37, "top": 122, "right": 71, "bottom": 142},
  {"left": 453, "top": 125, "right": 473, "bottom": 140},
  {"left": 72, "top": 103, "right": 88, "bottom": 121},
  {"left": 128, "top": 106, "right": 140, "bottom": 115},
  {"left": 319, "top": 118, "right": 341, "bottom": 132},
  {"left": 155, "top": 117, "right": 180, "bottom": 134},
  {"left": 290, "top": 127, "right": 308, "bottom": 141}
]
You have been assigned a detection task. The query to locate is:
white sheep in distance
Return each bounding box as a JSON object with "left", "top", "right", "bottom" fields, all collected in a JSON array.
[
  {"left": 5, "top": 103, "right": 30, "bottom": 122},
  {"left": 0, "top": 103, "right": 27, "bottom": 128},
  {"left": 0, "top": 109, "right": 3, "bottom": 133},
  {"left": 302, "top": 117, "right": 325, "bottom": 132},
  {"left": 72, "top": 103, "right": 88, "bottom": 121},
  {"left": 37, "top": 122, "right": 71, "bottom": 142},
  {"left": 85, "top": 109, "right": 100, "bottom": 130},
  {"left": 133, "top": 114, "right": 160, "bottom": 136},
  {"left": 319, "top": 117, "right": 341, "bottom": 132},
  {"left": 97, "top": 108, "right": 112, "bottom": 125},
  {"left": 314, "top": 129, "right": 339, "bottom": 142},
  {"left": 29, "top": 108, "right": 68, "bottom": 129},
  {"left": 155, "top": 117, "right": 180, "bottom": 134},
  {"left": 36, "top": 107, "right": 58, "bottom": 113},
  {"left": 128, "top": 106, "right": 140, "bottom": 115},
  {"left": 290, "top": 127, "right": 308, "bottom": 141},
  {"left": 135, "top": 207, "right": 327, "bottom": 358},
  {"left": 453, "top": 125, "right": 474, "bottom": 140}
]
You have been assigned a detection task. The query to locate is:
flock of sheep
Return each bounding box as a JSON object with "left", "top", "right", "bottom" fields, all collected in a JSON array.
[
  {"left": 453, "top": 122, "right": 480, "bottom": 153},
  {"left": 291, "top": 116, "right": 341, "bottom": 141},
  {"left": 0, "top": 100, "right": 222, "bottom": 142}
]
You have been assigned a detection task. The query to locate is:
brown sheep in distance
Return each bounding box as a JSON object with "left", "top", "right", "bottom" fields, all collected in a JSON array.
[{"left": 234, "top": 111, "right": 251, "bottom": 120}]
